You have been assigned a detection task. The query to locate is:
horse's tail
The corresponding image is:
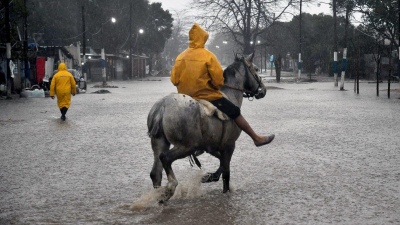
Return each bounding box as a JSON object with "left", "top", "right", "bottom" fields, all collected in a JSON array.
[{"left": 147, "top": 99, "right": 165, "bottom": 138}]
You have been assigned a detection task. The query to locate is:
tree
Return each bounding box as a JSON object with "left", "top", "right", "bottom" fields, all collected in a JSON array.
[
  {"left": 139, "top": 2, "right": 173, "bottom": 72},
  {"left": 6, "top": 0, "right": 173, "bottom": 57},
  {"left": 192, "top": 0, "right": 299, "bottom": 54},
  {"left": 355, "top": 0, "right": 399, "bottom": 50},
  {"left": 259, "top": 12, "right": 363, "bottom": 75},
  {"left": 162, "top": 10, "right": 192, "bottom": 70},
  {"left": 354, "top": 0, "right": 399, "bottom": 97}
]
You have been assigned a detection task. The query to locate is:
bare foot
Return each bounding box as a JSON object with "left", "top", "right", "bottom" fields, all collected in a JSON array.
[{"left": 254, "top": 134, "right": 275, "bottom": 147}]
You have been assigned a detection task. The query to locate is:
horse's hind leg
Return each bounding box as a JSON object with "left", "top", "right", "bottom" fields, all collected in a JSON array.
[
  {"left": 150, "top": 137, "right": 170, "bottom": 188},
  {"left": 159, "top": 145, "right": 192, "bottom": 202}
]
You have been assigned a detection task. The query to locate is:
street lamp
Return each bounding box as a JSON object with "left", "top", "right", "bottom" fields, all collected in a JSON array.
[
  {"left": 128, "top": 28, "right": 144, "bottom": 79},
  {"left": 131, "top": 28, "right": 144, "bottom": 78},
  {"left": 101, "top": 17, "right": 116, "bottom": 87},
  {"left": 135, "top": 28, "right": 144, "bottom": 53}
]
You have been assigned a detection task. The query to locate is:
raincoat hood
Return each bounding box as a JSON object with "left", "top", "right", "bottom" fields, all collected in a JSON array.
[
  {"left": 189, "top": 23, "right": 208, "bottom": 48},
  {"left": 58, "top": 63, "right": 68, "bottom": 72},
  {"left": 50, "top": 62, "right": 76, "bottom": 109},
  {"left": 171, "top": 23, "right": 224, "bottom": 101}
]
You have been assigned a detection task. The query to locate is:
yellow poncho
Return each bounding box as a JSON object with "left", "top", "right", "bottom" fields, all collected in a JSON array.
[
  {"left": 170, "top": 23, "right": 224, "bottom": 101},
  {"left": 50, "top": 63, "right": 76, "bottom": 109}
]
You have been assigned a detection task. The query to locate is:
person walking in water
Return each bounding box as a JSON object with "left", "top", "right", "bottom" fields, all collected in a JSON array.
[
  {"left": 170, "top": 23, "right": 274, "bottom": 147},
  {"left": 50, "top": 63, "right": 76, "bottom": 121}
]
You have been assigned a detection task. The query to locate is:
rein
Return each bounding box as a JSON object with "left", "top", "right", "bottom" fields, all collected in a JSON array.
[{"left": 223, "top": 56, "right": 263, "bottom": 100}]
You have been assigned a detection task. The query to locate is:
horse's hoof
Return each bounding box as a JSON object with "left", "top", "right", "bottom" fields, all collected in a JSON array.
[
  {"left": 202, "top": 173, "right": 220, "bottom": 183},
  {"left": 201, "top": 173, "right": 212, "bottom": 183},
  {"left": 158, "top": 185, "right": 175, "bottom": 203},
  {"left": 158, "top": 194, "right": 171, "bottom": 204}
]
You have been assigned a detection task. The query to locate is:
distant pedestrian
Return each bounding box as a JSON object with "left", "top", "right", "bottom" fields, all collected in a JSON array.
[
  {"left": 314, "top": 59, "right": 321, "bottom": 75},
  {"left": 0, "top": 66, "right": 6, "bottom": 96},
  {"left": 50, "top": 63, "right": 76, "bottom": 121}
]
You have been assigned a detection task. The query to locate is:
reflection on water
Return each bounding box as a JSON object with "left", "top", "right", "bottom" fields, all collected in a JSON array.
[{"left": 1, "top": 81, "right": 400, "bottom": 224}]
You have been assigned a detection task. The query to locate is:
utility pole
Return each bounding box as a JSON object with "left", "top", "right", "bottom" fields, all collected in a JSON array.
[
  {"left": 5, "top": 0, "right": 12, "bottom": 98},
  {"left": 298, "top": 0, "right": 302, "bottom": 81},
  {"left": 388, "top": 42, "right": 392, "bottom": 99},
  {"left": 340, "top": 1, "right": 350, "bottom": 91},
  {"left": 333, "top": 0, "right": 338, "bottom": 87},
  {"left": 23, "top": 0, "right": 28, "bottom": 89},
  {"left": 129, "top": 2, "right": 133, "bottom": 80},
  {"left": 82, "top": 6, "right": 87, "bottom": 82}
]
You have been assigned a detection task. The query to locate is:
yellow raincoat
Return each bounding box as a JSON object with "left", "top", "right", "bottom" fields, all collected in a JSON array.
[
  {"left": 170, "top": 23, "right": 224, "bottom": 101},
  {"left": 50, "top": 63, "right": 76, "bottom": 109}
]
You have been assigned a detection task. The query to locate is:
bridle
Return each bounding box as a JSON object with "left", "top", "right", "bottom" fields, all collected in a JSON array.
[{"left": 224, "top": 55, "right": 264, "bottom": 100}]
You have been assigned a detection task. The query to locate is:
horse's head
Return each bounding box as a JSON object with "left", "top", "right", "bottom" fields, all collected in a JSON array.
[
  {"left": 235, "top": 53, "right": 266, "bottom": 99},
  {"left": 223, "top": 52, "right": 266, "bottom": 99}
]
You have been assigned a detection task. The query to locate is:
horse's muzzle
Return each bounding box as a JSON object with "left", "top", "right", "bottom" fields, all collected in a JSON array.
[{"left": 255, "top": 87, "right": 266, "bottom": 99}]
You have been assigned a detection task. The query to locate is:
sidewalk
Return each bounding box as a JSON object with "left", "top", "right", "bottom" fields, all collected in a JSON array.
[
  {"left": 259, "top": 70, "right": 326, "bottom": 82},
  {"left": 0, "top": 93, "right": 20, "bottom": 100},
  {"left": 259, "top": 70, "right": 394, "bottom": 84}
]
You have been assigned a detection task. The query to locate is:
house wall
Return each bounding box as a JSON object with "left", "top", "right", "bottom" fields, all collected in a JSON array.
[
  {"left": 116, "top": 60, "right": 124, "bottom": 80},
  {"left": 132, "top": 58, "right": 146, "bottom": 78}
]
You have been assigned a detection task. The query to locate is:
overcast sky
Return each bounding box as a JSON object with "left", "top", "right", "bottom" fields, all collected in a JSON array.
[{"left": 148, "top": 0, "right": 335, "bottom": 18}]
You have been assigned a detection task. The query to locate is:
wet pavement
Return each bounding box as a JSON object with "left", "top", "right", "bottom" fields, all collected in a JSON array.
[{"left": 1, "top": 77, "right": 400, "bottom": 224}]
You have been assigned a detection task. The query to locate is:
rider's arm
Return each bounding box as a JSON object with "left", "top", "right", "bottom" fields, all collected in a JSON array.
[
  {"left": 170, "top": 61, "right": 180, "bottom": 86},
  {"left": 207, "top": 54, "right": 224, "bottom": 90}
]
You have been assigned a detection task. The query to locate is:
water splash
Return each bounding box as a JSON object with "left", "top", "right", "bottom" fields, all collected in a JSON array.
[
  {"left": 171, "top": 170, "right": 204, "bottom": 200},
  {"left": 130, "top": 170, "right": 204, "bottom": 210},
  {"left": 130, "top": 188, "right": 165, "bottom": 210}
]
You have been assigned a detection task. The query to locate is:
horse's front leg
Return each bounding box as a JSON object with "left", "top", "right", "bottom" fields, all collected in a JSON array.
[
  {"left": 150, "top": 137, "right": 170, "bottom": 188},
  {"left": 201, "top": 151, "right": 222, "bottom": 183},
  {"left": 221, "top": 144, "right": 235, "bottom": 193},
  {"left": 159, "top": 145, "right": 192, "bottom": 202},
  {"left": 201, "top": 167, "right": 222, "bottom": 183}
]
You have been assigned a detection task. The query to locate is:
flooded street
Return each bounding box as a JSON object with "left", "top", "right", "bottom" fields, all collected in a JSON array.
[{"left": 1, "top": 78, "right": 400, "bottom": 224}]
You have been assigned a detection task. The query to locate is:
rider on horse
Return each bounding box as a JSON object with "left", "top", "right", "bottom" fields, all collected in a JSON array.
[{"left": 170, "top": 23, "right": 275, "bottom": 147}]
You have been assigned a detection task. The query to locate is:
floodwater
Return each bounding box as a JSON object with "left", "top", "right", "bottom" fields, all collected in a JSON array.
[{"left": 1, "top": 77, "right": 400, "bottom": 224}]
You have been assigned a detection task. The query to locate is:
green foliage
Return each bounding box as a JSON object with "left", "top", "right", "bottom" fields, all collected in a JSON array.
[
  {"left": 1, "top": 0, "right": 173, "bottom": 57},
  {"left": 260, "top": 12, "right": 379, "bottom": 74},
  {"left": 0, "top": 0, "right": 28, "bottom": 45},
  {"left": 261, "top": 13, "right": 347, "bottom": 73},
  {"left": 355, "top": 0, "right": 399, "bottom": 49},
  {"left": 138, "top": 2, "right": 173, "bottom": 55}
]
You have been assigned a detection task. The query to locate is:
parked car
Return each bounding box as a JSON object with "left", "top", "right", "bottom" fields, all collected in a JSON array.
[{"left": 43, "top": 69, "right": 86, "bottom": 94}]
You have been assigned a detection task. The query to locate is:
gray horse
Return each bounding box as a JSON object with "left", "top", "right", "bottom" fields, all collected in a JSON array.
[{"left": 147, "top": 53, "right": 266, "bottom": 202}]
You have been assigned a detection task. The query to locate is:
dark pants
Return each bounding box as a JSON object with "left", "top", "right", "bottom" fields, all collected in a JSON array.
[
  {"left": 60, "top": 107, "right": 68, "bottom": 116},
  {"left": 210, "top": 97, "right": 241, "bottom": 119}
]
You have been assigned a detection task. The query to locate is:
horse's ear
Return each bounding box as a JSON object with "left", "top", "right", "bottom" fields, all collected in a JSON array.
[
  {"left": 246, "top": 52, "right": 255, "bottom": 63},
  {"left": 234, "top": 53, "right": 241, "bottom": 61}
]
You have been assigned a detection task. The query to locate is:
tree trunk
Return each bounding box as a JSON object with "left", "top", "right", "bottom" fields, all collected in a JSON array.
[{"left": 274, "top": 55, "right": 282, "bottom": 83}]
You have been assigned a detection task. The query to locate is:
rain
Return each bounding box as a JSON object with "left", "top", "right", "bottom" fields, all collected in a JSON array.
[{"left": 1, "top": 0, "right": 400, "bottom": 224}]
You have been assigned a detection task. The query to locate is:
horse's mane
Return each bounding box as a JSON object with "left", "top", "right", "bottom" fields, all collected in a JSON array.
[{"left": 223, "top": 59, "right": 241, "bottom": 83}]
